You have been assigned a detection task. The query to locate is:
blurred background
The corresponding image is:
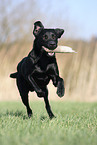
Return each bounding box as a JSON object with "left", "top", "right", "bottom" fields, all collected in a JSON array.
[{"left": 0, "top": 0, "right": 97, "bottom": 101}]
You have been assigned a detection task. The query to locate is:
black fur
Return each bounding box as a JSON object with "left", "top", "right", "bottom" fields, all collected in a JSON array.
[{"left": 10, "top": 21, "right": 65, "bottom": 119}]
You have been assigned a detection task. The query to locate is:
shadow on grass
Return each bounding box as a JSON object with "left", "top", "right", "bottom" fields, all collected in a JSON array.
[
  {"left": 0, "top": 110, "right": 49, "bottom": 121},
  {"left": 40, "top": 116, "right": 48, "bottom": 121},
  {"left": 0, "top": 110, "right": 28, "bottom": 120}
]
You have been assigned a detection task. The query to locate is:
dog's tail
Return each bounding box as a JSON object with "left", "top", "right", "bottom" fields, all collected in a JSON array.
[{"left": 10, "top": 72, "right": 18, "bottom": 78}]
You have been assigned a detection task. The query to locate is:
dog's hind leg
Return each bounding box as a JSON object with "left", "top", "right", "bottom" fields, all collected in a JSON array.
[
  {"left": 16, "top": 75, "right": 32, "bottom": 118},
  {"left": 43, "top": 87, "right": 55, "bottom": 119},
  {"left": 20, "top": 92, "right": 32, "bottom": 118}
]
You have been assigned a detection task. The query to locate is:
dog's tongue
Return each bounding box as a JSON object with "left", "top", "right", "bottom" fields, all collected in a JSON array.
[{"left": 48, "top": 52, "right": 54, "bottom": 56}]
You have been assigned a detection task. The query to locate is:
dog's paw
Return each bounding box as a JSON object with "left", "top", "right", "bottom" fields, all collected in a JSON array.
[
  {"left": 28, "top": 113, "right": 32, "bottom": 118},
  {"left": 27, "top": 109, "right": 32, "bottom": 118},
  {"left": 57, "top": 78, "right": 65, "bottom": 97},
  {"left": 49, "top": 114, "right": 56, "bottom": 120}
]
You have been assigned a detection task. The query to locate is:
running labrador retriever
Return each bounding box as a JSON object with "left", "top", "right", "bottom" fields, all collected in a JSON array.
[{"left": 10, "top": 21, "right": 65, "bottom": 119}]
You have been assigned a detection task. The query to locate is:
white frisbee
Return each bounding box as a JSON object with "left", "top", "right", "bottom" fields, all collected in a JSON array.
[
  {"left": 43, "top": 46, "right": 76, "bottom": 53},
  {"left": 54, "top": 46, "right": 76, "bottom": 53}
]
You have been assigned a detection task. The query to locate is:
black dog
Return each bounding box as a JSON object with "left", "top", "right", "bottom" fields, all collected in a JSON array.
[{"left": 10, "top": 21, "right": 65, "bottom": 119}]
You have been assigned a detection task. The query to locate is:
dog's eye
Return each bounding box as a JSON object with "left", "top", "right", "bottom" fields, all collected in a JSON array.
[
  {"left": 43, "top": 34, "right": 48, "bottom": 40},
  {"left": 52, "top": 34, "right": 56, "bottom": 40}
]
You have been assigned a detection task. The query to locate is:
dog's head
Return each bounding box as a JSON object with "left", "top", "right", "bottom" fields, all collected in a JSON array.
[{"left": 33, "top": 21, "right": 64, "bottom": 55}]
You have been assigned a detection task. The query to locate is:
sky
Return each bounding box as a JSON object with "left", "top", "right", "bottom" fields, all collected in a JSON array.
[
  {"left": 36, "top": 0, "right": 97, "bottom": 40},
  {"left": 6, "top": 0, "right": 97, "bottom": 40}
]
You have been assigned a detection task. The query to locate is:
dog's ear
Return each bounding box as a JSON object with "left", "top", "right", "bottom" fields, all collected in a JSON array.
[
  {"left": 33, "top": 21, "right": 44, "bottom": 37},
  {"left": 55, "top": 29, "right": 64, "bottom": 38}
]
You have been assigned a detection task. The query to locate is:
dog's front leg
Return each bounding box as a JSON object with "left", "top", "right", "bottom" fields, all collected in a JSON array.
[
  {"left": 56, "top": 77, "right": 65, "bottom": 97},
  {"left": 44, "top": 96, "right": 55, "bottom": 119},
  {"left": 28, "top": 75, "right": 46, "bottom": 97},
  {"left": 48, "top": 64, "right": 65, "bottom": 97},
  {"left": 51, "top": 75, "right": 65, "bottom": 97}
]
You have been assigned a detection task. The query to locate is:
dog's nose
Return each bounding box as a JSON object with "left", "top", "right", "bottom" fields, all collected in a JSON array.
[
  {"left": 49, "top": 42, "right": 56, "bottom": 48},
  {"left": 50, "top": 44, "right": 56, "bottom": 47}
]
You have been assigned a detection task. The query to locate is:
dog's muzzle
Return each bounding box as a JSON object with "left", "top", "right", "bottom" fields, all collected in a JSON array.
[{"left": 42, "top": 46, "right": 55, "bottom": 56}]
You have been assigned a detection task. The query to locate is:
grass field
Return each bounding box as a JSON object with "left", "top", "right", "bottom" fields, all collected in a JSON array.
[{"left": 0, "top": 101, "right": 97, "bottom": 145}]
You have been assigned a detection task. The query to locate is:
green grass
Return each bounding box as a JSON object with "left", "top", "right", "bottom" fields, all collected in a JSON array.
[{"left": 0, "top": 101, "right": 97, "bottom": 145}]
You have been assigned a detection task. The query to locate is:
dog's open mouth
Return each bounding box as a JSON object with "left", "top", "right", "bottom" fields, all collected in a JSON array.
[
  {"left": 42, "top": 46, "right": 55, "bottom": 56},
  {"left": 42, "top": 46, "right": 76, "bottom": 56}
]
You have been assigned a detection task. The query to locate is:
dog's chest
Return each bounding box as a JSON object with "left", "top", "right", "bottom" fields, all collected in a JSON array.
[
  {"left": 35, "top": 55, "right": 52, "bottom": 72},
  {"left": 31, "top": 62, "right": 49, "bottom": 86},
  {"left": 34, "top": 60, "right": 49, "bottom": 75},
  {"left": 32, "top": 57, "right": 54, "bottom": 84}
]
